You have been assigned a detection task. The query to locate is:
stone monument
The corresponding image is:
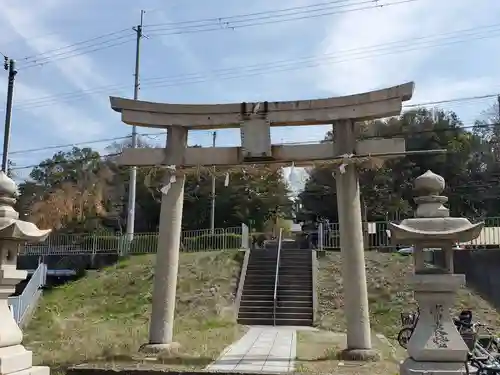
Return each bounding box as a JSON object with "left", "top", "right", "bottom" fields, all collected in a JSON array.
[
  {"left": 0, "top": 172, "right": 51, "bottom": 375},
  {"left": 389, "top": 170, "right": 484, "bottom": 375}
]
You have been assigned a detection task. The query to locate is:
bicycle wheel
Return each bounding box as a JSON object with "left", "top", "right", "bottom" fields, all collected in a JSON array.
[
  {"left": 398, "top": 327, "right": 413, "bottom": 349},
  {"left": 489, "top": 339, "right": 500, "bottom": 355}
]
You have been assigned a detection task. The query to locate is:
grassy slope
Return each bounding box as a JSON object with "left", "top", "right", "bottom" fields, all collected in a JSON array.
[
  {"left": 23, "top": 251, "right": 246, "bottom": 370},
  {"left": 317, "top": 252, "right": 500, "bottom": 339}
]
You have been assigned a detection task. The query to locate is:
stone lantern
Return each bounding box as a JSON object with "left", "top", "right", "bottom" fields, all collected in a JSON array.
[
  {"left": 389, "top": 170, "right": 483, "bottom": 375},
  {"left": 0, "top": 172, "right": 51, "bottom": 375}
]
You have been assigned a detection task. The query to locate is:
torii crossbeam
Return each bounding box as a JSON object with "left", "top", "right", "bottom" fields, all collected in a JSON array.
[{"left": 110, "top": 82, "right": 415, "bottom": 358}]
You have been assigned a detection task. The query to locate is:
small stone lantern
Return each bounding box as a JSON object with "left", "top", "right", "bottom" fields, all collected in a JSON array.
[
  {"left": 0, "top": 172, "right": 51, "bottom": 375},
  {"left": 389, "top": 170, "right": 483, "bottom": 375}
]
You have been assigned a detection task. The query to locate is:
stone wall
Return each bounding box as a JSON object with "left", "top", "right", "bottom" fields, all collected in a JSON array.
[
  {"left": 17, "top": 254, "right": 119, "bottom": 271},
  {"left": 432, "top": 250, "right": 500, "bottom": 309}
]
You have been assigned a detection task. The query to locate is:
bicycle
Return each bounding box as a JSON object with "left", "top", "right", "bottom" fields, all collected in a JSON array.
[
  {"left": 397, "top": 309, "right": 419, "bottom": 349},
  {"left": 467, "top": 351, "right": 500, "bottom": 375},
  {"left": 477, "top": 325, "right": 500, "bottom": 355},
  {"left": 461, "top": 319, "right": 500, "bottom": 375},
  {"left": 455, "top": 318, "right": 500, "bottom": 355}
]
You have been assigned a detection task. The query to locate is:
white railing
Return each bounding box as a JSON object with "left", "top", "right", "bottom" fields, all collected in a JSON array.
[
  {"left": 241, "top": 223, "right": 250, "bottom": 250},
  {"left": 20, "top": 224, "right": 247, "bottom": 256},
  {"left": 8, "top": 262, "right": 47, "bottom": 324},
  {"left": 318, "top": 218, "right": 500, "bottom": 251},
  {"left": 318, "top": 222, "right": 324, "bottom": 251},
  {"left": 273, "top": 228, "right": 283, "bottom": 326}
]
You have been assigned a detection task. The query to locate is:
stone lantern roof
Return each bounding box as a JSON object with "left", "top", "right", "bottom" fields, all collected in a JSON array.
[
  {"left": 389, "top": 170, "right": 483, "bottom": 244},
  {"left": 0, "top": 172, "right": 51, "bottom": 242}
]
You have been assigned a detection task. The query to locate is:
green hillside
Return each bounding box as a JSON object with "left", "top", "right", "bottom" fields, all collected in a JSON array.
[{"left": 23, "top": 251, "right": 246, "bottom": 371}]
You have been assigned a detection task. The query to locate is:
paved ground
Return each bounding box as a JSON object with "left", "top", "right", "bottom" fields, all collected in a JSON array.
[{"left": 206, "top": 326, "right": 302, "bottom": 373}]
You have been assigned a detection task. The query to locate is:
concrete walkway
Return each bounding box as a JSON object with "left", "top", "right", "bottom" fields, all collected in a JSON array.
[{"left": 206, "top": 326, "right": 297, "bottom": 373}]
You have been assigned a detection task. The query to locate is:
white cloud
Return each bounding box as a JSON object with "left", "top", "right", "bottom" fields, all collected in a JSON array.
[
  {"left": 408, "top": 77, "right": 496, "bottom": 105},
  {"left": 148, "top": 10, "right": 227, "bottom": 96},
  {"left": 406, "top": 76, "right": 499, "bottom": 124},
  {"left": 314, "top": 0, "right": 497, "bottom": 95},
  {"left": 13, "top": 81, "right": 103, "bottom": 140},
  {"left": 0, "top": 1, "right": 110, "bottom": 93},
  {"left": 0, "top": 1, "right": 124, "bottom": 141}
]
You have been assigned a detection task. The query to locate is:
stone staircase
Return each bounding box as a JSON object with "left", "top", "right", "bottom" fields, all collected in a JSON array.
[{"left": 237, "top": 241, "right": 314, "bottom": 326}]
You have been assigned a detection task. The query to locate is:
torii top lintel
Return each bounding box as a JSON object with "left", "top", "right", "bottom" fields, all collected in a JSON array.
[{"left": 109, "top": 82, "right": 414, "bottom": 129}]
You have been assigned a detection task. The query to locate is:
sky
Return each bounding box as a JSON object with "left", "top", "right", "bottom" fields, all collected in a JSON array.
[{"left": 0, "top": 0, "right": 499, "bottom": 186}]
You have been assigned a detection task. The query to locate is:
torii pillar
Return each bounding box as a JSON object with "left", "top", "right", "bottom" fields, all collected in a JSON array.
[
  {"left": 109, "top": 81, "right": 415, "bottom": 356},
  {"left": 334, "top": 120, "right": 374, "bottom": 359},
  {"left": 142, "top": 126, "right": 187, "bottom": 353}
]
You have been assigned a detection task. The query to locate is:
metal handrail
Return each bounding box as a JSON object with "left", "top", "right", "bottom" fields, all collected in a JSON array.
[
  {"left": 8, "top": 262, "right": 47, "bottom": 324},
  {"left": 273, "top": 228, "right": 283, "bottom": 326}
]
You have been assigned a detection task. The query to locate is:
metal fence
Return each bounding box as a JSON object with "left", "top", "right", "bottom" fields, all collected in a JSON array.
[
  {"left": 20, "top": 226, "right": 245, "bottom": 256},
  {"left": 318, "top": 217, "right": 500, "bottom": 251},
  {"left": 8, "top": 263, "right": 47, "bottom": 324}
]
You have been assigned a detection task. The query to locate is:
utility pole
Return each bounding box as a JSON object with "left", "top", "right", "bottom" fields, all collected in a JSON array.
[
  {"left": 210, "top": 131, "right": 217, "bottom": 233},
  {"left": 2, "top": 58, "right": 17, "bottom": 173},
  {"left": 497, "top": 94, "right": 500, "bottom": 119},
  {"left": 126, "top": 10, "right": 144, "bottom": 242},
  {"left": 496, "top": 95, "right": 500, "bottom": 162}
]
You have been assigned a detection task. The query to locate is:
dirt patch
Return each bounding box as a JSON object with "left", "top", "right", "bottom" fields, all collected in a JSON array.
[{"left": 296, "top": 330, "right": 403, "bottom": 374}]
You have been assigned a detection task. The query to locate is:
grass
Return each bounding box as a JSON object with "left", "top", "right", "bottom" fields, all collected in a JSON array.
[
  {"left": 316, "top": 251, "right": 500, "bottom": 339},
  {"left": 23, "top": 250, "right": 247, "bottom": 372},
  {"left": 295, "top": 330, "right": 402, "bottom": 374},
  {"left": 294, "top": 251, "right": 500, "bottom": 373}
]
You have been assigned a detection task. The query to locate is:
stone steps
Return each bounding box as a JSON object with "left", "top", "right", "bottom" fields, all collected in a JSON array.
[{"left": 237, "top": 244, "right": 314, "bottom": 326}]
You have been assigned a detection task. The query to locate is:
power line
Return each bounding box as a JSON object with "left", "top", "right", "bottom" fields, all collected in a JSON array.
[
  {"left": 361, "top": 122, "right": 499, "bottom": 139},
  {"left": 11, "top": 152, "right": 120, "bottom": 171},
  {"left": 144, "top": 0, "right": 366, "bottom": 28},
  {"left": 146, "top": 0, "right": 416, "bottom": 35},
  {"left": 404, "top": 94, "right": 500, "bottom": 108},
  {"left": 15, "top": 0, "right": 360, "bottom": 65},
  {"left": 19, "top": 28, "right": 131, "bottom": 63},
  {"left": 10, "top": 121, "right": 500, "bottom": 172},
  {"left": 5, "top": 22, "right": 500, "bottom": 111},
  {"left": 15, "top": 0, "right": 414, "bottom": 71},
  {"left": 18, "top": 34, "right": 136, "bottom": 70},
  {"left": 2, "top": 101, "right": 499, "bottom": 161},
  {"left": 2, "top": 129, "right": 211, "bottom": 158}
]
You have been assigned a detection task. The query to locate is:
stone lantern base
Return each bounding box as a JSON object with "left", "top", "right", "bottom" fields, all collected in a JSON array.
[
  {"left": 401, "top": 273, "right": 470, "bottom": 375},
  {"left": 407, "top": 274, "right": 469, "bottom": 362},
  {"left": 0, "top": 280, "right": 50, "bottom": 375},
  {"left": 0, "top": 171, "right": 52, "bottom": 375},
  {"left": 0, "top": 346, "right": 49, "bottom": 375}
]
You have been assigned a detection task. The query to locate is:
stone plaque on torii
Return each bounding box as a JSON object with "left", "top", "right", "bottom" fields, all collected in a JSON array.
[{"left": 110, "top": 81, "right": 425, "bottom": 357}]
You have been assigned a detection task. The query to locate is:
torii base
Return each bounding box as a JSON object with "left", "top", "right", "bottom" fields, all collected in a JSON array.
[
  {"left": 338, "top": 348, "right": 380, "bottom": 361},
  {"left": 138, "top": 342, "right": 181, "bottom": 356}
]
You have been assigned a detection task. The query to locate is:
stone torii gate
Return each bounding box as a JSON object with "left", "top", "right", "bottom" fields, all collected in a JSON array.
[{"left": 110, "top": 81, "right": 414, "bottom": 357}]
